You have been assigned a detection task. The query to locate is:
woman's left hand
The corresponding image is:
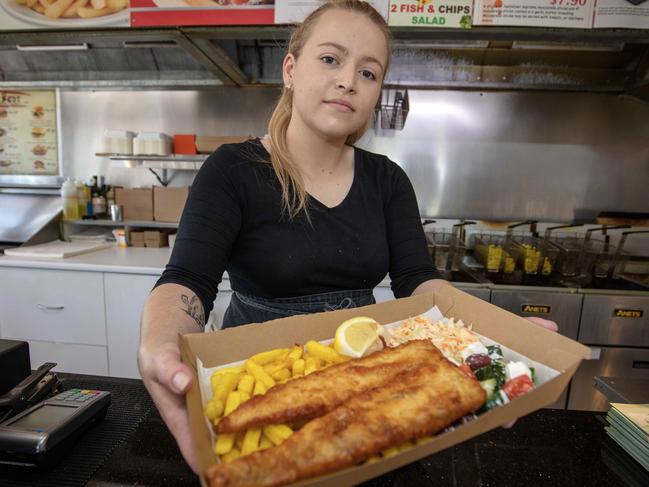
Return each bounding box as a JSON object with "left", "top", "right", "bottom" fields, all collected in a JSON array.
[{"left": 502, "top": 316, "right": 559, "bottom": 429}]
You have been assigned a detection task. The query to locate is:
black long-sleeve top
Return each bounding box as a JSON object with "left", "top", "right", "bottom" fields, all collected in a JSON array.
[{"left": 155, "top": 138, "right": 440, "bottom": 315}]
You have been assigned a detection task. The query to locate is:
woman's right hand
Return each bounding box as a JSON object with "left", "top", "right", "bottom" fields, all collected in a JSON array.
[{"left": 138, "top": 341, "right": 200, "bottom": 473}]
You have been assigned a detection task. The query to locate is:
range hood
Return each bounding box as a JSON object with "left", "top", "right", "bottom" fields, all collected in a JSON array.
[{"left": 0, "top": 26, "right": 647, "bottom": 98}]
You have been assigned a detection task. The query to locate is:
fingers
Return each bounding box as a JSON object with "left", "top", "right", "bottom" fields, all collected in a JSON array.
[
  {"left": 150, "top": 342, "right": 194, "bottom": 394},
  {"left": 526, "top": 316, "right": 558, "bottom": 332}
]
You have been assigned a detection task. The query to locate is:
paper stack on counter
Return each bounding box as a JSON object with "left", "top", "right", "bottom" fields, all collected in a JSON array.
[{"left": 606, "top": 403, "right": 649, "bottom": 471}]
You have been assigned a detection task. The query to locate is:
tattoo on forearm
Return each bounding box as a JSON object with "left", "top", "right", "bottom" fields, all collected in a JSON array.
[{"left": 181, "top": 294, "right": 205, "bottom": 326}]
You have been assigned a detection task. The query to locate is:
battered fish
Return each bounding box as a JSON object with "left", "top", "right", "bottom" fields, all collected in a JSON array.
[
  {"left": 217, "top": 340, "right": 444, "bottom": 434},
  {"left": 207, "top": 358, "right": 486, "bottom": 487}
]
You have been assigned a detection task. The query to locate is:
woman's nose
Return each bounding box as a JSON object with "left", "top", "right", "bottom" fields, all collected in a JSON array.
[{"left": 336, "top": 67, "right": 356, "bottom": 92}]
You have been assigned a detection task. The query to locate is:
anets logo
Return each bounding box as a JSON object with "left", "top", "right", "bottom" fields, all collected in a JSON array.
[
  {"left": 522, "top": 305, "right": 551, "bottom": 314},
  {"left": 613, "top": 309, "right": 643, "bottom": 318}
]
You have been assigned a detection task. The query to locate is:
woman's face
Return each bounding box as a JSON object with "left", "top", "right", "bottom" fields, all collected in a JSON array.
[{"left": 284, "top": 9, "right": 388, "bottom": 143}]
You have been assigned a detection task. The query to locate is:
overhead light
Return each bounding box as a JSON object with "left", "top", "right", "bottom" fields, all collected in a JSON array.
[
  {"left": 16, "top": 43, "right": 89, "bottom": 51},
  {"left": 512, "top": 41, "right": 624, "bottom": 52},
  {"left": 392, "top": 40, "right": 489, "bottom": 49}
]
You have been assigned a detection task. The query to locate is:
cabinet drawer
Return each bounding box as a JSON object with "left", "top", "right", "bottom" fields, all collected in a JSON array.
[
  {"left": 578, "top": 294, "right": 649, "bottom": 346},
  {"left": 0, "top": 268, "right": 106, "bottom": 346},
  {"left": 28, "top": 340, "right": 108, "bottom": 376}
]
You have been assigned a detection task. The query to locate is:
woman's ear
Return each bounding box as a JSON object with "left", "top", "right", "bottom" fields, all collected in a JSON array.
[{"left": 282, "top": 53, "right": 296, "bottom": 89}]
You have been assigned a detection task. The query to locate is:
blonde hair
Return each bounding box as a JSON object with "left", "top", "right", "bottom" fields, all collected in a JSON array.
[{"left": 267, "top": 0, "right": 392, "bottom": 219}]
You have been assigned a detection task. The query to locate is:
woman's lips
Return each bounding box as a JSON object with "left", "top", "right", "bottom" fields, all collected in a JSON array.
[{"left": 324, "top": 100, "right": 353, "bottom": 112}]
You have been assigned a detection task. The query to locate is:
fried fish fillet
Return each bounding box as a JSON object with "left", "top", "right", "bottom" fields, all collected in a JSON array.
[
  {"left": 217, "top": 340, "right": 444, "bottom": 434},
  {"left": 207, "top": 357, "right": 486, "bottom": 487}
]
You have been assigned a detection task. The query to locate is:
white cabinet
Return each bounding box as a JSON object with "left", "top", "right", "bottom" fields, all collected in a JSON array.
[
  {"left": 0, "top": 267, "right": 109, "bottom": 375},
  {"left": 104, "top": 273, "right": 160, "bottom": 378}
]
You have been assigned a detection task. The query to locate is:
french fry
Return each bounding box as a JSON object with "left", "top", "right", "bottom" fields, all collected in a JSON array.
[
  {"left": 241, "top": 427, "right": 262, "bottom": 456},
  {"left": 106, "top": 0, "right": 126, "bottom": 7},
  {"left": 204, "top": 398, "right": 224, "bottom": 422},
  {"left": 33, "top": 3, "right": 45, "bottom": 12},
  {"left": 271, "top": 368, "right": 291, "bottom": 381},
  {"left": 45, "top": 0, "right": 75, "bottom": 18},
  {"left": 239, "top": 391, "right": 251, "bottom": 403},
  {"left": 237, "top": 374, "right": 255, "bottom": 395},
  {"left": 90, "top": 0, "right": 106, "bottom": 8},
  {"left": 38, "top": 0, "right": 52, "bottom": 9},
  {"left": 14, "top": 0, "right": 28, "bottom": 4},
  {"left": 235, "top": 431, "right": 246, "bottom": 450},
  {"left": 220, "top": 447, "right": 241, "bottom": 463},
  {"left": 292, "top": 358, "right": 305, "bottom": 376},
  {"left": 213, "top": 365, "right": 244, "bottom": 376},
  {"left": 213, "top": 373, "right": 239, "bottom": 404},
  {"left": 245, "top": 359, "right": 276, "bottom": 389},
  {"left": 381, "top": 446, "right": 400, "bottom": 458},
  {"left": 224, "top": 391, "right": 242, "bottom": 416},
  {"left": 77, "top": 6, "right": 118, "bottom": 17},
  {"left": 26, "top": 0, "right": 39, "bottom": 7},
  {"left": 304, "top": 357, "right": 318, "bottom": 375},
  {"left": 253, "top": 380, "right": 267, "bottom": 396},
  {"left": 62, "top": 0, "right": 88, "bottom": 17},
  {"left": 288, "top": 345, "right": 303, "bottom": 362},
  {"left": 263, "top": 424, "right": 293, "bottom": 446},
  {"left": 263, "top": 359, "right": 291, "bottom": 375},
  {"left": 259, "top": 435, "right": 273, "bottom": 450},
  {"left": 214, "top": 433, "right": 235, "bottom": 455},
  {"left": 305, "top": 340, "right": 348, "bottom": 364},
  {"left": 250, "top": 348, "right": 290, "bottom": 365}
]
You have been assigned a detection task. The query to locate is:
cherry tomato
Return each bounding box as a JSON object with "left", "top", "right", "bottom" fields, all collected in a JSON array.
[{"left": 502, "top": 375, "right": 534, "bottom": 400}]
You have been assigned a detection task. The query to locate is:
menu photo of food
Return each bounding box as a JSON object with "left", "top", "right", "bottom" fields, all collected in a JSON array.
[
  {"left": 129, "top": 0, "right": 274, "bottom": 26},
  {"left": 0, "top": 0, "right": 130, "bottom": 29},
  {"left": 0, "top": 90, "right": 59, "bottom": 176}
]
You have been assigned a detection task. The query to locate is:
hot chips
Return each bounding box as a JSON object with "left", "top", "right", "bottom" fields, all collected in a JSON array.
[
  {"left": 207, "top": 340, "right": 339, "bottom": 464},
  {"left": 13, "top": 0, "right": 126, "bottom": 19}
]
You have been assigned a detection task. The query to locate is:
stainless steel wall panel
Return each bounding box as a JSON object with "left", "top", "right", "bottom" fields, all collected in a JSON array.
[
  {"left": 568, "top": 347, "right": 649, "bottom": 411},
  {"left": 454, "top": 286, "right": 490, "bottom": 302},
  {"left": 59, "top": 89, "right": 649, "bottom": 222},
  {"left": 578, "top": 294, "right": 649, "bottom": 347},
  {"left": 490, "top": 289, "right": 582, "bottom": 340}
]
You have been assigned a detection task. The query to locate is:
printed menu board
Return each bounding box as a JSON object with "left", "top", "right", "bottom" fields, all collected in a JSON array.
[
  {"left": 388, "top": 0, "right": 473, "bottom": 28},
  {"left": 0, "top": 0, "right": 129, "bottom": 30},
  {"left": 275, "top": 0, "right": 389, "bottom": 23},
  {"left": 0, "top": 90, "right": 59, "bottom": 176},
  {"left": 594, "top": 0, "right": 649, "bottom": 28},
  {"left": 473, "top": 0, "right": 595, "bottom": 28},
  {"left": 129, "top": 0, "right": 274, "bottom": 26}
]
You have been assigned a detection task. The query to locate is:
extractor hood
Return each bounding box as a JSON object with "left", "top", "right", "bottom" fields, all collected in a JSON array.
[{"left": 0, "top": 25, "right": 647, "bottom": 98}]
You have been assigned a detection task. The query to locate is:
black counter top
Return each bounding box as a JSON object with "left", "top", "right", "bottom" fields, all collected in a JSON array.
[{"left": 2, "top": 374, "right": 648, "bottom": 487}]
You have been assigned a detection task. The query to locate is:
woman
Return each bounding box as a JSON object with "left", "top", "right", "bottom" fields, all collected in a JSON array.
[{"left": 138, "top": 0, "right": 556, "bottom": 472}]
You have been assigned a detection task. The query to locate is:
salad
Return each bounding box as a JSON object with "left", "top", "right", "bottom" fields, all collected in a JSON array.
[{"left": 386, "top": 315, "right": 536, "bottom": 413}]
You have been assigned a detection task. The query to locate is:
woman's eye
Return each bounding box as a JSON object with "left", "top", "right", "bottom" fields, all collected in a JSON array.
[
  {"left": 320, "top": 56, "right": 337, "bottom": 65},
  {"left": 360, "top": 70, "right": 376, "bottom": 81}
]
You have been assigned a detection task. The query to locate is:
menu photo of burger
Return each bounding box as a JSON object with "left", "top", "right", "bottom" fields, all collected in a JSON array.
[
  {"left": 33, "top": 160, "right": 45, "bottom": 171},
  {"left": 0, "top": 108, "right": 7, "bottom": 118},
  {"left": 32, "top": 144, "right": 47, "bottom": 156},
  {"left": 32, "top": 105, "right": 44, "bottom": 118},
  {"left": 31, "top": 127, "right": 46, "bottom": 139},
  {"left": 0, "top": 160, "right": 12, "bottom": 168}
]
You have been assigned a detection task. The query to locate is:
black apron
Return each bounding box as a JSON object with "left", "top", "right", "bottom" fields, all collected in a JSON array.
[{"left": 222, "top": 289, "right": 375, "bottom": 329}]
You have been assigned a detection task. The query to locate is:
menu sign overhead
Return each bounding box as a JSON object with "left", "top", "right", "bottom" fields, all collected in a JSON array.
[
  {"left": 130, "top": 0, "right": 274, "bottom": 26},
  {"left": 275, "top": 0, "right": 389, "bottom": 23},
  {"left": 0, "top": 90, "right": 59, "bottom": 176},
  {"left": 594, "top": 0, "right": 649, "bottom": 28},
  {"left": 0, "top": 0, "right": 129, "bottom": 30},
  {"left": 473, "top": 0, "right": 595, "bottom": 28},
  {"left": 388, "top": 0, "right": 473, "bottom": 28}
]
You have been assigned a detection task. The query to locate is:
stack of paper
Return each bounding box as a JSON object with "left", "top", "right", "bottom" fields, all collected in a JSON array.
[{"left": 606, "top": 403, "right": 649, "bottom": 471}]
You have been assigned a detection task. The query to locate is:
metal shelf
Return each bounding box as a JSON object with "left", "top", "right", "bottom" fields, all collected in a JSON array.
[{"left": 96, "top": 154, "right": 207, "bottom": 170}]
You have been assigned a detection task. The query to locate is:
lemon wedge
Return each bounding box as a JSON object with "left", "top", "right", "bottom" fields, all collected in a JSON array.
[{"left": 333, "top": 316, "right": 384, "bottom": 358}]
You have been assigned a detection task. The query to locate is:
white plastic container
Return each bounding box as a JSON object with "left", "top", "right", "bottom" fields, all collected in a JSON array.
[
  {"left": 61, "top": 178, "right": 80, "bottom": 221},
  {"left": 102, "top": 129, "right": 135, "bottom": 155},
  {"left": 133, "top": 132, "right": 173, "bottom": 156}
]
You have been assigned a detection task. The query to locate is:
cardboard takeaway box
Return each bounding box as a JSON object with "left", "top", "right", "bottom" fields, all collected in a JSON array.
[
  {"left": 154, "top": 186, "right": 190, "bottom": 223},
  {"left": 180, "top": 286, "right": 590, "bottom": 487},
  {"left": 115, "top": 187, "right": 153, "bottom": 221}
]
